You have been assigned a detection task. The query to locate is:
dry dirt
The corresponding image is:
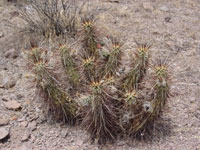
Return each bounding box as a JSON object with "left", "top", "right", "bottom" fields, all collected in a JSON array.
[{"left": 0, "top": 0, "right": 200, "bottom": 150}]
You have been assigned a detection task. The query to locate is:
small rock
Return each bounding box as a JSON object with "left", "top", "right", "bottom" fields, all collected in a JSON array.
[
  {"left": 0, "top": 118, "right": 9, "bottom": 126},
  {"left": 35, "top": 107, "right": 40, "bottom": 113},
  {"left": 166, "top": 41, "right": 174, "bottom": 47},
  {"left": 9, "top": 11, "right": 19, "bottom": 18},
  {"left": 30, "top": 135, "right": 36, "bottom": 143},
  {"left": 143, "top": 3, "right": 154, "bottom": 11},
  {"left": 159, "top": 6, "right": 169, "bottom": 12},
  {"left": 36, "top": 115, "right": 46, "bottom": 124},
  {"left": 20, "top": 121, "right": 28, "bottom": 127},
  {"left": 16, "top": 94, "right": 24, "bottom": 100},
  {"left": 107, "top": 0, "right": 119, "bottom": 3},
  {"left": 16, "top": 145, "right": 31, "bottom": 150},
  {"left": 28, "top": 121, "right": 37, "bottom": 131},
  {"left": 10, "top": 94, "right": 17, "bottom": 100},
  {"left": 28, "top": 114, "right": 39, "bottom": 121},
  {"left": 17, "top": 116, "right": 26, "bottom": 122},
  {"left": 1, "top": 96, "right": 9, "bottom": 101},
  {"left": 5, "top": 48, "right": 18, "bottom": 59},
  {"left": 117, "top": 140, "right": 126, "bottom": 146},
  {"left": 165, "top": 17, "right": 172, "bottom": 23},
  {"left": 0, "top": 32, "right": 4, "bottom": 38},
  {"left": 10, "top": 115, "right": 18, "bottom": 121},
  {"left": 61, "top": 129, "right": 68, "bottom": 138},
  {"left": 0, "top": 127, "right": 9, "bottom": 141},
  {"left": 21, "top": 132, "right": 30, "bottom": 142},
  {"left": 1, "top": 76, "right": 17, "bottom": 89},
  {"left": 4, "top": 100, "right": 22, "bottom": 111}
]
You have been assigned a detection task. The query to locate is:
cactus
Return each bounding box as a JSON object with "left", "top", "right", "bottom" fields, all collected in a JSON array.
[
  {"left": 34, "top": 61, "right": 78, "bottom": 124},
  {"left": 81, "top": 80, "right": 120, "bottom": 143},
  {"left": 121, "top": 43, "right": 150, "bottom": 91},
  {"left": 150, "top": 61, "right": 170, "bottom": 120},
  {"left": 26, "top": 47, "right": 44, "bottom": 64},
  {"left": 59, "top": 45, "right": 80, "bottom": 87},
  {"left": 26, "top": 16, "right": 171, "bottom": 144},
  {"left": 120, "top": 61, "right": 170, "bottom": 136},
  {"left": 102, "top": 36, "right": 122, "bottom": 77},
  {"left": 28, "top": 47, "right": 78, "bottom": 124},
  {"left": 81, "top": 15, "right": 99, "bottom": 57}
]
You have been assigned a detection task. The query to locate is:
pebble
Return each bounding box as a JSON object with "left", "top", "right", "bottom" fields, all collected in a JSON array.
[
  {"left": 28, "top": 121, "right": 37, "bottom": 131},
  {"left": 143, "top": 2, "right": 154, "bottom": 11},
  {"left": 21, "top": 132, "right": 31, "bottom": 142},
  {"left": 28, "top": 114, "right": 39, "bottom": 122},
  {"left": 0, "top": 76, "right": 17, "bottom": 89},
  {"left": 0, "top": 127, "right": 9, "bottom": 141},
  {"left": 165, "top": 17, "right": 172, "bottom": 23},
  {"left": 117, "top": 140, "right": 126, "bottom": 146},
  {"left": 5, "top": 48, "right": 18, "bottom": 59},
  {"left": 0, "top": 32, "right": 4, "bottom": 38},
  {"left": 16, "top": 145, "right": 31, "bottom": 150},
  {"left": 20, "top": 121, "right": 28, "bottom": 127},
  {"left": 60, "top": 129, "right": 68, "bottom": 138},
  {"left": 16, "top": 93, "right": 24, "bottom": 100},
  {"left": 0, "top": 118, "right": 9, "bottom": 126},
  {"left": 4, "top": 100, "right": 22, "bottom": 111},
  {"left": 159, "top": 6, "right": 169, "bottom": 12},
  {"left": 1, "top": 96, "right": 9, "bottom": 101},
  {"left": 17, "top": 116, "right": 26, "bottom": 122},
  {"left": 36, "top": 115, "right": 46, "bottom": 124}
]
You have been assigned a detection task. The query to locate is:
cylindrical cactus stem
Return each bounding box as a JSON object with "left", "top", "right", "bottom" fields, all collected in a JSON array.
[
  {"left": 33, "top": 61, "right": 78, "bottom": 124},
  {"left": 125, "top": 64, "right": 169, "bottom": 135},
  {"left": 121, "top": 43, "right": 150, "bottom": 91},
  {"left": 103, "top": 36, "right": 122, "bottom": 77},
  {"left": 123, "top": 90, "right": 138, "bottom": 110},
  {"left": 121, "top": 99, "right": 154, "bottom": 136},
  {"left": 82, "top": 56, "right": 96, "bottom": 82},
  {"left": 150, "top": 64, "right": 169, "bottom": 119},
  {"left": 59, "top": 45, "right": 80, "bottom": 87},
  {"left": 27, "top": 47, "right": 43, "bottom": 64},
  {"left": 81, "top": 80, "right": 119, "bottom": 144},
  {"left": 120, "top": 90, "right": 145, "bottom": 135},
  {"left": 81, "top": 16, "right": 98, "bottom": 57}
]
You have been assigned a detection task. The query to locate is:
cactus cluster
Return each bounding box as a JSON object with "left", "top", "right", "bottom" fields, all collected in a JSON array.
[{"left": 26, "top": 16, "right": 170, "bottom": 144}]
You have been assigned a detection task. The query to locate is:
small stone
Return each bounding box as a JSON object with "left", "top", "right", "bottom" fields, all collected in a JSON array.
[
  {"left": 16, "top": 145, "right": 31, "bottom": 150},
  {"left": 0, "top": 32, "right": 4, "bottom": 38},
  {"left": 36, "top": 115, "right": 46, "bottom": 124},
  {"left": 21, "top": 132, "right": 30, "bottom": 142},
  {"left": 30, "top": 135, "right": 36, "bottom": 143},
  {"left": 17, "top": 117, "right": 25, "bottom": 122},
  {"left": 1, "top": 96, "right": 9, "bottom": 101},
  {"left": 159, "top": 6, "right": 169, "bottom": 12},
  {"left": 4, "top": 100, "right": 22, "bottom": 111},
  {"left": 5, "top": 48, "right": 18, "bottom": 59},
  {"left": 1, "top": 76, "right": 17, "bottom": 89},
  {"left": 0, "top": 118, "right": 9, "bottom": 126},
  {"left": 35, "top": 107, "right": 40, "bottom": 113},
  {"left": 20, "top": 121, "right": 28, "bottom": 127},
  {"left": 166, "top": 41, "right": 174, "bottom": 47},
  {"left": 165, "top": 17, "right": 172, "bottom": 23},
  {"left": 143, "top": 3, "right": 154, "bottom": 11},
  {"left": 10, "top": 115, "right": 18, "bottom": 121},
  {"left": 117, "top": 140, "right": 126, "bottom": 146},
  {"left": 16, "top": 94, "right": 24, "bottom": 100},
  {"left": 28, "top": 114, "right": 39, "bottom": 121},
  {"left": 28, "top": 121, "right": 37, "bottom": 131},
  {"left": 0, "top": 127, "right": 9, "bottom": 141},
  {"left": 61, "top": 129, "right": 68, "bottom": 138}
]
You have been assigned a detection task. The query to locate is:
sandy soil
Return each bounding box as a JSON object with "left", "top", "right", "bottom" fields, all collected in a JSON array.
[{"left": 0, "top": 0, "right": 200, "bottom": 150}]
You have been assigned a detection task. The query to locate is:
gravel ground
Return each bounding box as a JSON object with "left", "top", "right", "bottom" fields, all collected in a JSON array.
[{"left": 0, "top": 0, "right": 200, "bottom": 150}]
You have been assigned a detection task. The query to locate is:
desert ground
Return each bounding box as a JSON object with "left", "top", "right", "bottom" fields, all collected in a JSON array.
[{"left": 0, "top": 0, "right": 200, "bottom": 150}]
